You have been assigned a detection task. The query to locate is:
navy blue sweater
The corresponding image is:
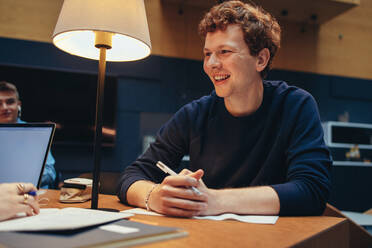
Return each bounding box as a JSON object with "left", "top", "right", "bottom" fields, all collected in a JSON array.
[{"left": 117, "top": 81, "right": 332, "bottom": 216}]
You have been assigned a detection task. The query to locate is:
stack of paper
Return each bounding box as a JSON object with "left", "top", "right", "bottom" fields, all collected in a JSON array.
[
  {"left": 0, "top": 207, "right": 132, "bottom": 232},
  {"left": 0, "top": 208, "right": 187, "bottom": 248}
]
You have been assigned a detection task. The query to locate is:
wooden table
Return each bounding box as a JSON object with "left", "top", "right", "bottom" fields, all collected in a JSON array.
[{"left": 41, "top": 190, "right": 350, "bottom": 248}]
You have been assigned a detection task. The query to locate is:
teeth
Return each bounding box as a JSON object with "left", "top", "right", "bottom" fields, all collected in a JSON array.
[{"left": 214, "top": 75, "right": 230, "bottom": 81}]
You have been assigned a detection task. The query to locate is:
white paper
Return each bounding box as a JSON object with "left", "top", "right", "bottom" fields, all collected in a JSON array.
[
  {"left": 194, "top": 213, "right": 278, "bottom": 224},
  {"left": 99, "top": 224, "right": 139, "bottom": 234},
  {"left": 121, "top": 208, "right": 278, "bottom": 224},
  {"left": 0, "top": 208, "right": 133, "bottom": 232}
]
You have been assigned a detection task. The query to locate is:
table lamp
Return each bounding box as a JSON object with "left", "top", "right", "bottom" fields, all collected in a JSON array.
[{"left": 52, "top": 0, "right": 151, "bottom": 209}]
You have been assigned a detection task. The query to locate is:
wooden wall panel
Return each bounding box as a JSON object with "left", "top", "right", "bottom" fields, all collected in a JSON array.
[
  {"left": 0, "top": 0, "right": 371, "bottom": 79},
  {"left": 0, "top": 0, "right": 62, "bottom": 43},
  {"left": 315, "top": 0, "right": 372, "bottom": 79},
  {"left": 274, "top": 0, "right": 372, "bottom": 79},
  {"left": 144, "top": 0, "right": 205, "bottom": 59}
]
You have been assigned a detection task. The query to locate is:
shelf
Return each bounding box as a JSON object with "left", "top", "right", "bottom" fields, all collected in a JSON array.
[
  {"left": 333, "top": 161, "right": 372, "bottom": 167},
  {"left": 328, "top": 143, "right": 372, "bottom": 150},
  {"left": 323, "top": 121, "right": 372, "bottom": 148},
  {"left": 163, "top": 0, "right": 360, "bottom": 24},
  {"left": 324, "top": 121, "right": 372, "bottom": 129}
]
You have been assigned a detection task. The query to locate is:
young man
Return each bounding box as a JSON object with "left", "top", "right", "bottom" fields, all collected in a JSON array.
[
  {"left": 0, "top": 81, "right": 57, "bottom": 189},
  {"left": 117, "top": 1, "right": 331, "bottom": 216},
  {"left": 0, "top": 82, "right": 21, "bottom": 124}
]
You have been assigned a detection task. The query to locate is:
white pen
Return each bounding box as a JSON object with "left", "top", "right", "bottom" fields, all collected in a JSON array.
[{"left": 156, "top": 161, "right": 202, "bottom": 195}]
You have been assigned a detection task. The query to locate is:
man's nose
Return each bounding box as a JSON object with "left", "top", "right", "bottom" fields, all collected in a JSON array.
[
  {"left": 0, "top": 102, "right": 9, "bottom": 110},
  {"left": 207, "top": 53, "right": 221, "bottom": 69}
]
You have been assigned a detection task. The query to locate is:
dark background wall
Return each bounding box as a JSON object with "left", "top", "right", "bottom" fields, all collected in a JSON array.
[{"left": 1, "top": 37, "right": 372, "bottom": 211}]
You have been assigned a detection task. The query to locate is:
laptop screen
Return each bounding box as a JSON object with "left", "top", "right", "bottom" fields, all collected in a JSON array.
[{"left": 0, "top": 123, "right": 55, "bottom": 188}]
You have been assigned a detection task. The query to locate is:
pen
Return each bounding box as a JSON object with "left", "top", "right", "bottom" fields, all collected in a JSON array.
[
  {"left": 156, "top": 161, "right": 202, "bottom": 195},
  {"left": 28, "top": 190, "right": 46, "bottom": 197}
]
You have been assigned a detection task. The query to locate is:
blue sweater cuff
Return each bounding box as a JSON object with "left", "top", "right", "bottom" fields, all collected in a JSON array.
[{"left": 271, "top": 182, "right": 325, "bottom": 216}]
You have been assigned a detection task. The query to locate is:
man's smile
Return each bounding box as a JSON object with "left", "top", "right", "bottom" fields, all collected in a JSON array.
[{"left": 212, "top": 73, "right": 231, "bottom": 85}]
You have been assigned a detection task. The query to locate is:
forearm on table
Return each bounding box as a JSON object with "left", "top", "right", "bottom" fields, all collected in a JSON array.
[
  {"left": 213, "top": 186, "right": 280, "bottom": 215},
  {"left": 126, "top": 180, "right": 157, "bottom": 208}
]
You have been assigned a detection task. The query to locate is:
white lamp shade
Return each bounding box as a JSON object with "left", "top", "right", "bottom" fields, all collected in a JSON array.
[{"left": 52, "top": 0, "right": 151, "bottom": 62}]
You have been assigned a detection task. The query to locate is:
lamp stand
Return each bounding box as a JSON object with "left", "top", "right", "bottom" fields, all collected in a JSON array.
[
  {"left": 91, "top": 32, "right": 118, "bottom": 211},
  {"left": 52, "top": 0, "right": 151, "bottom": 211}
]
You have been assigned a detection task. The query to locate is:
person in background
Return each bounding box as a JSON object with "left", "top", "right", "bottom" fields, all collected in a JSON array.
[
  {"left": 0, "top": 183, "right": 40, "bottom": 221},
  {"left": 0, "top": 81, "right": 57, "bottom": 188},
  {"left": 117, "top": 1, "right": 331, "bottom": 217}
]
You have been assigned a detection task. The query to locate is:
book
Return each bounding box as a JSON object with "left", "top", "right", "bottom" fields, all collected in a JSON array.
[
  {"left": 0, "top": 219, "right": 187, "bottom": 248},
  {"left": 0, "top": 208, "right": 133, "bottom": 232}
]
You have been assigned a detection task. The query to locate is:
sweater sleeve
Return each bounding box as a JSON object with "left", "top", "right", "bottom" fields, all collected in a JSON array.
[
  {"left": 117, "top": 106, "right": 191, "bottom": 204},
  {"left": 40, "top": 151, "right": 56, "bottom": 189},
  {"left": 271, "top": 94, "right": 332, "bottom": 216}
]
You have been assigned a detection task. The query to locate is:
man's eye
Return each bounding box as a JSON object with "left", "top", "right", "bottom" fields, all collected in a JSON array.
[
  {"left": 220, "top": 50, "right": 231, "bottom": 54},
  {"left": 6, "top": 99, "right": 16, "bottom": 105},
  {"left": 204, "top": 52, "right": 211, "bottom": 57}
]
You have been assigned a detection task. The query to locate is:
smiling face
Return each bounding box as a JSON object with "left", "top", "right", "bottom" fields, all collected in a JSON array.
[
  {"left": 0, "top": 91, "right": 20, "bottom": 123},
  {"left": 203, "top": 24, "right": 263, "bottom": 99}
]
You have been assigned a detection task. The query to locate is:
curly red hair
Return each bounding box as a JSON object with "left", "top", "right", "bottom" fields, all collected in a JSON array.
[{"left": 198, "top": 1, "right": 281, "bottom": 78}]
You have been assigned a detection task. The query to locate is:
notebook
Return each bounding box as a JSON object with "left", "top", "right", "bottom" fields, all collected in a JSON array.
[
  {"left": 0, "top": 123, "right": 55, "bottom": 188},
  {"left": 0, "top": 218, "right": 187, "bottom": 248}
]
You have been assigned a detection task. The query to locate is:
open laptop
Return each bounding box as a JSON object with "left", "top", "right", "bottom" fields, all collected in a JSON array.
[{"left": 0, "top": 123, "right": 55, "bottom": 188}]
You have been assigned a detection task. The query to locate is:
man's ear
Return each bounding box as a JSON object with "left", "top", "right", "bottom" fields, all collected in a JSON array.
[
  {"left": 256, "top": 48, "right": 270, "bottom": 73},
  {"left": 17, "top": 101, "right": 22, "bottom": 118}
]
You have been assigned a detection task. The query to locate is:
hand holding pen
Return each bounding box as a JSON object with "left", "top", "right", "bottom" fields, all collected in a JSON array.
[
  {"left": 0, "top": 183, "right": 40, "bottom": 221},
  {"left": 142, "top": 161, "right": 207, "bottom": 217},
  {"left": 156, "top": 161, "right": 202, "bottom": 195}
]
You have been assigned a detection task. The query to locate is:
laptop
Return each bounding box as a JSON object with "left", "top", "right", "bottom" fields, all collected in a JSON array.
[{"left": 0, "top": 123, "right": 55, "bottom": 188}]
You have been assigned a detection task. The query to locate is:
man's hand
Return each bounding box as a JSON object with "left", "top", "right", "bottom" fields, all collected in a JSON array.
[
  {"left": 147, "top": 169, "right": 208, "bottom": 217},
  {"left": 177, "top": 169, "right": 224, "bottom": 216},
  {"left": 168, "top": 169, "right": 280, "bottom": 216}
]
